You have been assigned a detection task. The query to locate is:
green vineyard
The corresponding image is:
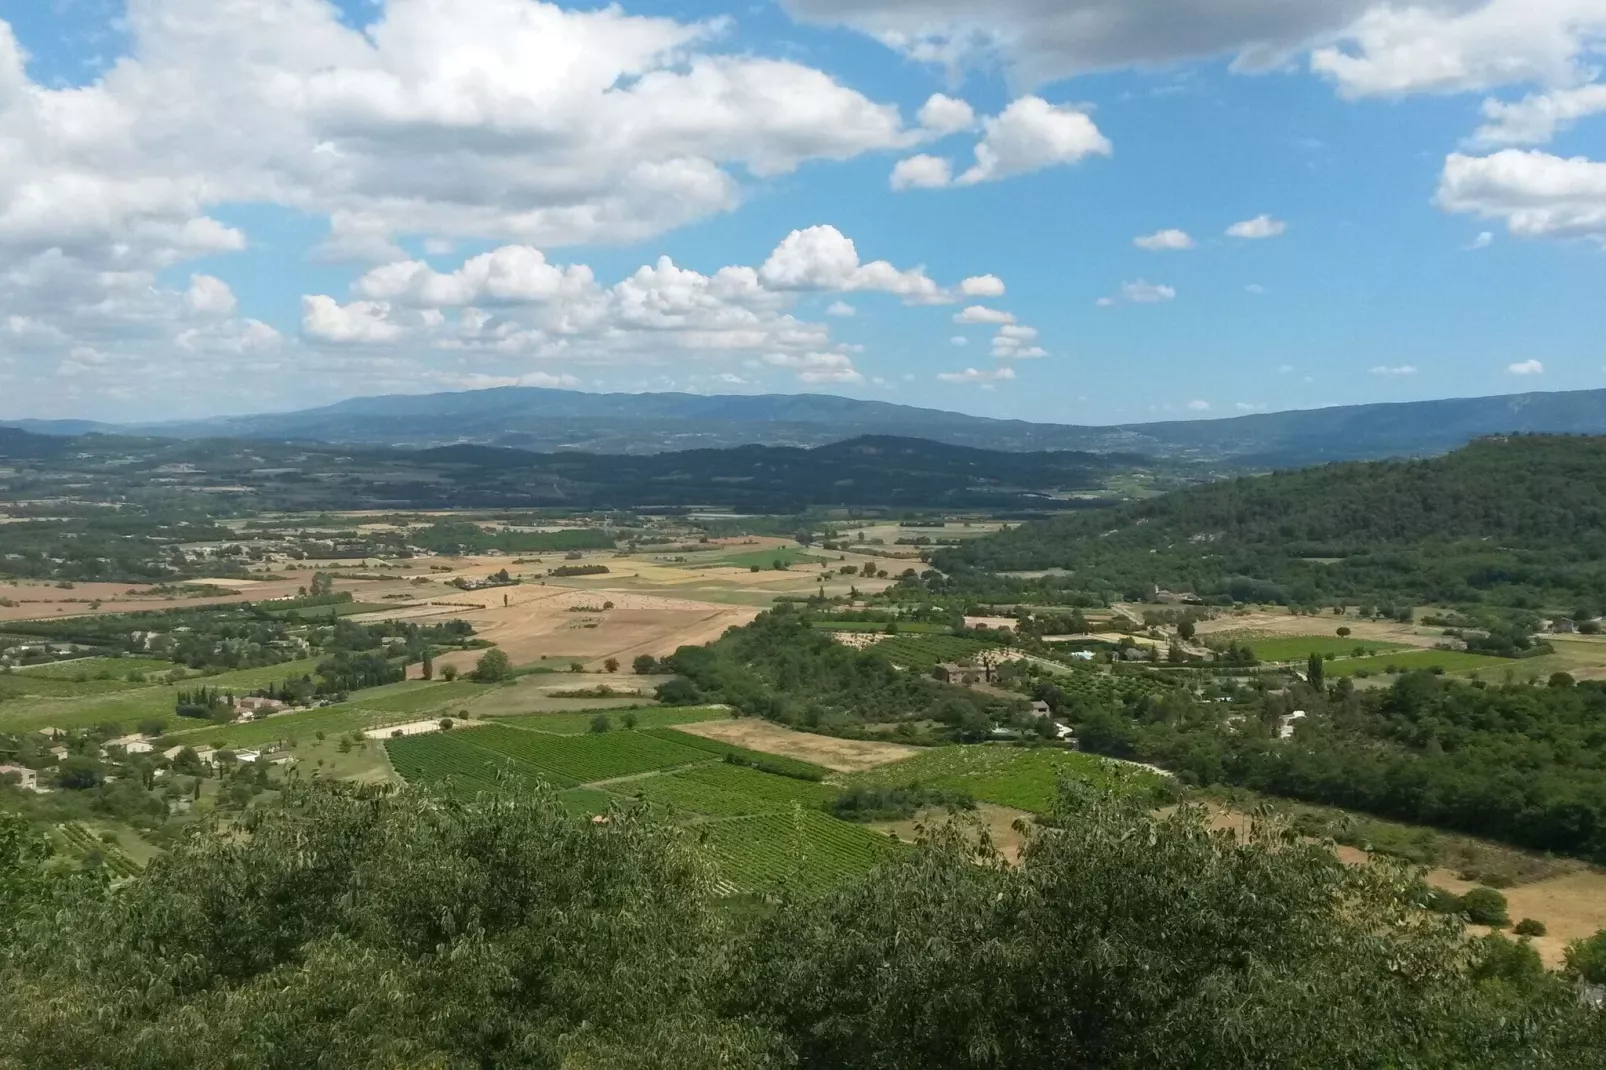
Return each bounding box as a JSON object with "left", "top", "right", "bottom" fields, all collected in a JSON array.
[
  {"left": 458, "top": 723, "right": 711, "bottom": 782},
  {"left": 696, "top": 809, "right": 902, "bottom": 893},
  {"left": 385, "top": 730, "right": 564, "bottom": 790},
  {"left": 849, "top": 744, "right": 1165, "bottom": 814},
  {"left": 502, "top": 705, "right": 729, "bottom": 735},
  {"left": 1048, "top": 667, "right": 1170, "bottom": 705},
  {"left": 55, "top": 823, "right": 141, "bottom": 878},
  {"left": 873, "top": 634, "right": 996, "bottom": 671},
  {"left": 625, "top": 762, "right": 839, "bottom": 818}
]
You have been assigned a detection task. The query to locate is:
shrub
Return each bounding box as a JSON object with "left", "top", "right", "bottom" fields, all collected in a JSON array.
[
  {"left": 1460, "top": 887, "right": 1509, "bottom": 927},
  {"left": 589, "top": 714, "right": 611, "bottom": 734},
  {"left": 1513, "top": 918, "right": 1547, "bottom": 937}
]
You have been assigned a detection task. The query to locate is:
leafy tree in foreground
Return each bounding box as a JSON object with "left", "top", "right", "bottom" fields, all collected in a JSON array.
[{"left": 0, "top": 783, "right": 1600, "bottom": 1068}]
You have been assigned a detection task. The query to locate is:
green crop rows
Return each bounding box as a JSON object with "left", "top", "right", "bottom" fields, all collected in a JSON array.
[
  {"left": 697, "top": 809, "right": 901, "bottom": 893},
  {"left": 386, "top": 731, "right": 560, "bottom": 790},
  {"left": 503, "top": 705, "right": 729, "bottom": 735},
  {"left": 850, "top": 745, "right": 1164, "bottom": 814},
  {"left": 873, "top": 634, "right": 995, "bottom": 671},
  {"left": 1047, "top": 667, "right": 1168, "bottom": 705},
  {"left": 351, "top": 680, "right": 491, "bottom": 714},
  {"left": 464, "top": 724, "right": 710, "bottom": 782},
  {"left": 55, "top": 823, "right": 140, "bottom": 877},
  {"left": 1326, "top": 648, "right": 1510, "bottom": 678},
  {"left": 625, "top": 762, "right": 838, "bottom": 818}
]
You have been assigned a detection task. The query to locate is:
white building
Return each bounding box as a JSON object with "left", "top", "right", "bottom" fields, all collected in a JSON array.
[{"left": 0, "top": 764, "right": 39, "bottom": 791}]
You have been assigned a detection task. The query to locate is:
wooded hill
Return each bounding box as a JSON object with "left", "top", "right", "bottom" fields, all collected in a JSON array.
[{"left": 936, "top": 435, "right": 1606, "bottom": 608}]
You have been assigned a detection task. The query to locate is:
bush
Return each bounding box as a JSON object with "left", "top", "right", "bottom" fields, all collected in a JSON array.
[
  {"left": 470, "top": 648, "right": 513, "bottom": 683},
  {"left": 1513, "top": 918, "right": 1547, "bottom": 937},
  {"left": 589, "top": 714, "right": 611, "bottom": 734},
  {"left": 1460, "top": 887, "right": 1510, "bottom": 927},
  {"left": 1564, "top": 929, "right": 1606, "bottom": 984}
]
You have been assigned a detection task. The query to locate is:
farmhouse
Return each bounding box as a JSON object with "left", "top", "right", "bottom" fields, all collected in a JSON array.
[
  {"left": 1277, "top": 711, "right": 1307, "bottom": 741},
  {"left": 234, "top": 696, "right": 288, "bottom": 719},
  {"left": 0, "top": 764, "right": 40, "bottom": 791},
  {"left": 1028, "top": 700, "right": 1052, "bottom": 718},
  {"left": 106, "top": 735, "right": 155, "bottom": 755},
  {"left": 934, "top": 661, "right": 995, "bottom": 686}
]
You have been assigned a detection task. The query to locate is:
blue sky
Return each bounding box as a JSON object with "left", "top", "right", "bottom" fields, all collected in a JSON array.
[{"left": 1, "top": 0, "right": 1603, "bottom": 424}]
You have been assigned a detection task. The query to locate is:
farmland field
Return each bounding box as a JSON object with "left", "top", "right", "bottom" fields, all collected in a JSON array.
[
  {"left": 501, "top": 705, "right": 729, "bottom": 735},
  {"left": 850, "top": 745, "right": 1163, "bottom": 814},
  {"left": 873, "top": 634, "right": 996, "bottom": 670},
  {"left": 14, "top": 656, "right": 177, "bottom": 680},
  {"left": 645, "top": 727, "right": 830, "bottom": 780},
  {"left": 463, "top": 723, "right": 710, "bottom": 782},
  {"left": 1236, "top": 635, "right": 1409, "bottom": 661},
  {"left": 810, "top": 620, "right": 953, "bottom": 635},
  {"left": 625, "top": 762, "right": 838, "bottom": 817},
  {"left": 173, "top": 704, "right": 417, "bottom": 748},
  {"left": 1044, "top": 666, "right": 1171, "bottom": 705},
  {"left": 700, "top": 546, "right": 825, "bottom": 570},
  {"left": 1326, "top": 649, "right": 1512, "bottom": 677},
  {"left": 385, "top": 730, "right": 557, "bottom": 791},
  {"left": 696, "top": 809, "right": 901, "bottom": 893},
  {"left": 350, "top": 680, "right": 491, "bottom": 714}
]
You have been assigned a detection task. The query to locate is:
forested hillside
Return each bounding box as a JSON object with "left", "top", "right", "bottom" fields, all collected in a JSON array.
[{"left": 937, "top": 435, "right": 1606, "bottom": 607}]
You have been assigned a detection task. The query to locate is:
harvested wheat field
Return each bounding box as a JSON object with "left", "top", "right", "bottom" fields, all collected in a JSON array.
[
  {"left": 1192, "top": 609, "right": 1448, "bottom": 650},
  {"left": 673, "top": 718, "right": 921, "bottom": 773}
]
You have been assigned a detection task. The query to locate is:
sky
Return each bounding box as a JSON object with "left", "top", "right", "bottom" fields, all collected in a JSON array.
[{"left": 0, "top": 0, "right": 1604, "bottom": 425}]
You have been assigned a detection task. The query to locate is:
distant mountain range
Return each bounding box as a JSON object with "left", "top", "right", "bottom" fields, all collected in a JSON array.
[{"left": 11, "top": 385, "right": 1606, "bottom": 465}]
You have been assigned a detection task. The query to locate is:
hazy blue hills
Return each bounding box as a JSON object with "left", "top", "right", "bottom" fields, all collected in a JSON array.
[{"left": 10, "top": 385, "right": 1606, "bottom": 465}]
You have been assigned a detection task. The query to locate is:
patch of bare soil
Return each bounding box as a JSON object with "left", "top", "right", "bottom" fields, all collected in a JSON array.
[
  {"left": 872, "top": 803, "right": 1035, "bottom": 863},
  {"left": 671, "top": 718, "right": 922, "bottom": 773}
]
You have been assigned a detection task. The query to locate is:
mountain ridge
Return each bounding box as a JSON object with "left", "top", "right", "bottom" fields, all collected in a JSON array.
[{"left": 11, "top": 385, "right": 1606, "bottom": 465}]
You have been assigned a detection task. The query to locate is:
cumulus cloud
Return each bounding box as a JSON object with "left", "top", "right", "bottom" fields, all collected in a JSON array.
[
  {"left": 1134, "top": 228, "right": 1195, "bottom": 250},
  {"left": 950, "top": 335, "right": 969, "bottom": 346},
  {"left": 1467, "top": 231, "right": 1495, "bottom": 249},
  {"left": 1472, "top": 84, "right": 1606, "bottom": 146},
  {"left": 763, "top": 351, "right": 864, "bottom": 383},
  {"left": 185, "top": 275, "right": 238, "bottom": 317},
  {"left": 890, "top": 154, "right": 954, "bottom": 190},
  {"left": 1186, "top": 399, "right": 1211, "bottom": 411},
  {"left": 953, "top": 305, "right": 1015, "bottom": 324},
  {"left": 938, "top": 366, "right": 1016, "bottom": 383},
  {"left": 0, "top": 0, "right": 954, "bottom": 415},
  {"left": 1508, "top": 358, "right": 1545, "bottom": 374},
  {"left": 1099, "top": 280, "right": 1176, "bottom": 305},
  {"left": 960, "top": 275, "right": 1006, "bottom": 297},
  {"left": 957, "top": 97, "right": 1111, "bottom": 185},
  {"left": 1437, "top": 150, "right": 1606, "bottom": 241},
  {"left": 1311, "top": 0, "right": 1606, "bottom": 98},
  {"left": 1369, "top": 364, "right": 1419, "bottom": 376},
  {"left": 1226, "top": 215, "right": 1288, "bottom": 239},
  {"left": 991, "top": 324, "right": 1047, "bottom": 359},
  {"left": 784, "top": 0, "right": 1606, "bottom": 107},
  {"left": 826, "top": 300, "right": 856, "bottom": 316},
  {"left": 918, "top": 93, "right": 976, "bottom": 134},
  {"left": 759, "top": 225, "right": 949, "bottom": 303}
]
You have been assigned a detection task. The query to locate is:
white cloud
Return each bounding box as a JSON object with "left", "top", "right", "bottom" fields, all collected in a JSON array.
[
  {"left": 1508, "top": 358, "right": 1545, "bottom": 374},
  {"left": 960, "top": 274, "right": 1006, "bottom": 297},
  {"left": 763, "top": 351, "right": 864, "bottom": 383},
  {"left": 1101, "top": 280, "right": 1176, "bottom": 305},
  {"left": 185, "top": 274, "right": 238, "bottom": 318},
  {"left": 1472, "top": 84, "right": 1606, "bottom": 146},
  {"left": 1369, "top": 364, "right": 1419, "bottom": 376},
  {"left": 918, "top": 93, "right": 976, "bottom": 134},
  {"left": 826, "top": 300, "right": 856, "bottom": 316},
  {"left": 950, "top": 335, "right": 969, "bottom": 346},
  {"left": 1234, "top": 402, "right": 1265, "bottom": 412},
  {"left": 1437, "top": 150, "right": 1606, "bottom": 241},
  {"left": 301, "top": 296, "right": 407, "bottom": 344},
  {"left": 1467, "top": 231, "right": 1494, "bottom": 249},
  {"left": 1186, "top": 399, "right": 1211, "bottom": 411},
  {"left": 991, "top": 323, "right": 1047, "bottom": 359},
  {"left": 1226, "top": 215, "right": 1288, "bottom": 239},
  {"left": 957, "top": 97, "right": 1111, "bottom": 185},
  {"left": 1311, "top": 0, "right": 1606, "bottom": 99},
  {"left": 953, "top": 305, "right": 1015, "bottom": 325},
  {"left": 938, "top": 366, "right": 1016, "bottom": 383},
  {"left": 890, "top": 154, "right": 954, "bottom": 190},
  {"left": 1134, "top": 228, "right": 1195, "bottom": 251},
  {"left": 355, "top": 247, "right": 597, "bottom": 307},
  {"left": 759, "top": 225, "right": 948, "bottom": 303},
  {"left": 1246, "top": 283, "right": 1268, "bottom": 294}
]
